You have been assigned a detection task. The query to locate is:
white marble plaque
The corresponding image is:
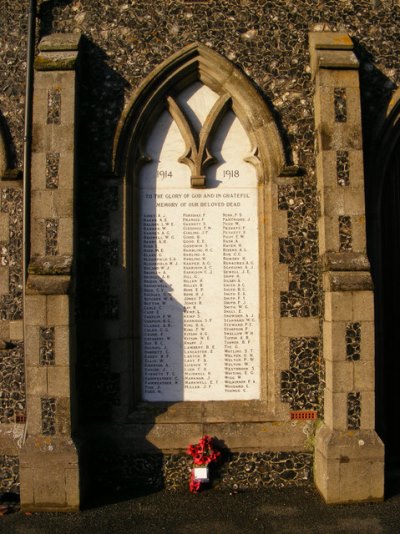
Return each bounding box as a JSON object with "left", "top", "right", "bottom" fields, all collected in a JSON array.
[{"left": 139, "top": 83, "right": 260, "bottom": 401}]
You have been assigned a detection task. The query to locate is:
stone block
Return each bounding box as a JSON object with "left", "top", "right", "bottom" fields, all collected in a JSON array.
[
  {"left": 33, "top": 70, "right": 65, "bottom": 89},
  {"left": 351, "top": 214, "right": 367, "bottom": 253},
  {"left": 26, "top": 366, "right": 47, "bottom": 396},
  {"left": 31, "top": 151, "right": 46, "bottom": 190},
  {"left": 26, "top": 295, "right": 47, "bottom": 326},
  {"left": 321, "top": 215, "right": 340, "bottom": 252},
  {"left": 58, "top": 217, "right": 74, "bottom": 255},
  {"left": 324, "top": 292, "right": 353, "bottom": 321},
  {"left": 280, "top": 317, "right": 319, "bottom": 337},
  {"left": 54, "top": 189, "right": 73, "bottom": 217},
  {"left": 316, "top": 150, "right": 336, "bottom": 188},
  {"left": 344, "top": 188, "right": 366, "bottom": 216},
  {"left": 58, "top": 82, "right": 76, "bottom": 126},
  {"left": 19, "top": 467, "right": 34, "bottom": 507},
  {"left": 354, "top": 360, "right": 375, "bottom": 392},
  {"left": 202, "top": 421, "right": 309, "bottom": 451},
  {"left": 32, "top": 87, "right": 49, "bottom": 127},
  {"left": 360, "top": 321, "right": 374, "bottom": 361},
  {"left": 25, "top": 395, "right": 42, "bottom": 434},
  {"left": 30, "top": 219, "right": 46, "bottom": 257},
  {"left": 325, "top": 272, "right": 373, "bottom": 292},
  {"left": 55, "top": 326, "right": 70, "bottom": 366},
  {"left": 26, "top": 274, "right": 71, "bottom": 295},
  {"left": 20, "top": 448, "right": 79, "bottom": 510},
  {"left": 0, "top": 321, "right": 10, "bottom": 340},
  {"left": 348, "top": 150, "right": 364, "bottom": 187},
  {"left": 314, "top": 425, "right": 384, "bottom": 503},
  {"left": 25, "top": 325, "right": 40, "bottom": 366},
  {"left": 34, "top": 465, "right": 67, "bottom": 506},
  {"left": 0, "top": 211, "right": 9, "bottom": 241},
  {"left": 39, "top": 33, "right": 81, "bottom": 53},
  {"left": 55, "top": 397, "right": 72, "bottom": 435},
  {"left": 33, "top": 124, "right": 74, "bottom": 153},
  {"left": 47, "top": 294, "right": 70, "bottom": 326},
  {"left": 360, "top": 390, "right": 375, "bottom": 430},
  {"left": 323, "top": 389, "right": 347, "bottom": 430},
  {"left": 274, "top": 335, "right": 290, "bottom": 370},
  {"left": 314, "top": 86, "right": 334, "bottom": 127},
  {"left": 317, "top": 122, "right": 363, "bottom": 152},
  {"left": 0, "top": 266, "right": 9, "bottom": 295},
  {"left": 309, "top": 31, "right": 353, "bottom": 52},
  {"left": 323, "top": 252, "right": 370, "bottom": 272},
  {"left": 58, "top": 152, "right": 74, "bottom": 189},
  {"left": 323, "top": 320, "right": 346, "bottom": 361},
  {"left": 345, "top": 87, "right": 362, "bottom": 127},
  {"left": 65, "top": 467, "right": 80, "bottom": 509},
  {"left": 316, "top": 68, "right": 359, "bottom": 88},
  {"left": 47, "top": 366, "right": 70, "bottom": 397},
  {"left": 323, "top": 188, "right": 345, "bottom": 216},
  {"left": 9, "top": 320, "right": 23, "bottom": 340},
  {"left": 32, "top": 190, "right": 55, "bottom": 218},
  {"left": 127, "top": 423, "right": 204, "bottom": 452},
  {"left": 325, "top": 359, "right": 354, "bottom": 392},
  {"left": 352, "top": 291, "right": 374, "bottom": 321}
]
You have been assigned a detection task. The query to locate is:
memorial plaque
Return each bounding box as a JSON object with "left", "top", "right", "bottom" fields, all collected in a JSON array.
[{"left": 139, "top": 83, "right": 260, "bottom": 401}]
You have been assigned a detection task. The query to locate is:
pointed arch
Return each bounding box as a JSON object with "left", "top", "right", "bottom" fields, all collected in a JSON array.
[{"left": 114, "top": 42, "right": 285, "bottom": 182}]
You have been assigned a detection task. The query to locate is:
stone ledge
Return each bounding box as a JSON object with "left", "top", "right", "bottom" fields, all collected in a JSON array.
[
  {"left": 323, "top": 252, "right": 370, "bottom": 272},
  {"left": 323, "top": 271, "right": 373, "bottom": 292},
  {"left": 309, "top": 32, "right": 353, "bottom": 51},
  {"left": 316, "top": 50, "right": 359, "bottom": 71},
  {"left": 28, "top": 256, "right": 73, "bottom": 275},
  {"left": 309, "top": 32, "right": 358, "bottom": 78},
  {"left": 0, "top": 169, "right": 23, "bottom": 181},
  {"left": 34, "top": 52, "right": 79, "bottom": 71},
  {"left": 38, "top": 33, "right": 81, "bottom": 52},
  {"left": 26, "top": 274, "right": 71, "bottom": 295},
  {"left": 35, "top": 34, "right": 81, "bottom": 71}
]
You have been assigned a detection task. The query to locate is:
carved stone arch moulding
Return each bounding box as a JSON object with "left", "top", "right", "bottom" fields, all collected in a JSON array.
[
  {"left": 114, "top": 42, "right": 285, "bottom": 183},
  {"left": 113, "top": 43, "right": 293, "bottom": 441}
]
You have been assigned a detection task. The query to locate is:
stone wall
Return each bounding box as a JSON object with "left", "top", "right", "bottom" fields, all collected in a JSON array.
[{"left": 0, "top": 0, "right": 399, "bottom": 498}]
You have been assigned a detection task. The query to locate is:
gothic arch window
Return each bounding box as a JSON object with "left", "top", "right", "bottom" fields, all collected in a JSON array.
[{"left": 114, "top": 43, "right": 286, "bottom": 423}]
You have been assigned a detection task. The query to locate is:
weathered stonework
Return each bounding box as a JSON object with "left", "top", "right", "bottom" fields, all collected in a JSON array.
[
  {"left": 88, "top": 451, "right": 313, "bottom": 494},
  {"left": 0, "top": 454, "right": 19, "bottom": 493},
  {"left": 347, "top": 391, "right": 361, "bottom": 430},
  {"left": 280, "top": 337, "right": 320, "bottom": 411},
  {"left": 45, "top": 152, "right": 60, "bottom": 189},
  {"left": 20, "top": 33, "right": 81, "bottom": 512},
  {"left": 310, "top": 30, "right": 384, "bottom": 503},
  {"left": 0, "top": 0, "right": 397, "bottom": 509},
  {"left": 0, "top": 343, "right": 25, "bottom": 424}
]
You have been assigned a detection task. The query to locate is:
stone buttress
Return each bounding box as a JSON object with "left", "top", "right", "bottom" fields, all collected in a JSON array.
[
  {"left": 309, "top": 31, "right": 384, "bottom": 503},
  {"left": 19, "top": 34, "right": 81, "bottom": 511}
]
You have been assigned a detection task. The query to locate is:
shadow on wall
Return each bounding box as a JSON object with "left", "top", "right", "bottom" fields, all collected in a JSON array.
[
  {"left": 38, "top": 0, "right": 74, "bottom": 39},
  {"left": 0, "top": 112, "right": 16, "bottom": 172},
  {"left": 356, "top": 39, "right": 400, "bottom": 496},
  {"left": 73, "top": 37, "right": 176, "bottom": 506}
]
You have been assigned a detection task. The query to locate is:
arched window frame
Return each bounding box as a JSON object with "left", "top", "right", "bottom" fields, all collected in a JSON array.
[{"left": 114, "top": 43, "right": 290, "bottom": 428}]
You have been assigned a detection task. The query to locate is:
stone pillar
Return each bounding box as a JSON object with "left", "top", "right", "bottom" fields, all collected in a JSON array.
[
  {"left": 309, "top": 31, "right": 384, "bottom": 503},
  {"left": 19, "top": 34, "right": 81, "bottom": 511}
]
